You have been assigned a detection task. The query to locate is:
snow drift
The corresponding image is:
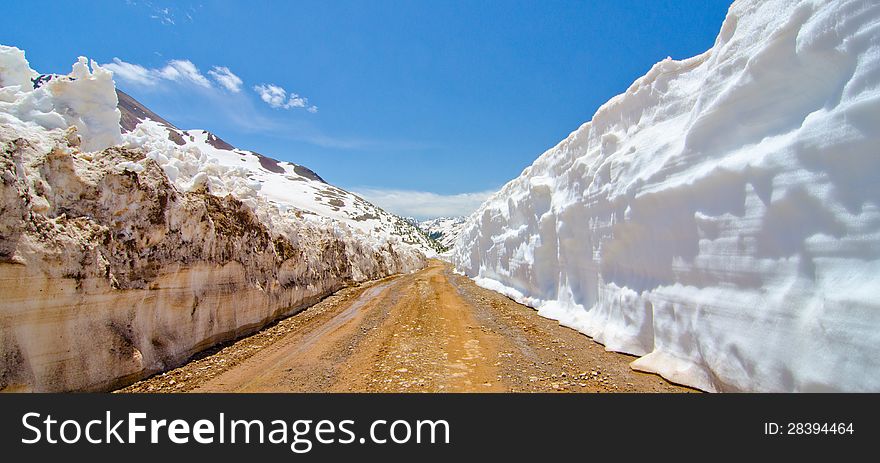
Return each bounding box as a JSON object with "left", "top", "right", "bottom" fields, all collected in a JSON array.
[
  {"left": 0, "top": 45, "right": 426, "bottom": 391},
  {"left": 452, "top": 0, "right": 880, "bottom": 392}
]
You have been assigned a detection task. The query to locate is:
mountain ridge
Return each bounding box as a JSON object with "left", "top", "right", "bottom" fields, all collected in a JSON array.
[{"left": 113, "top": 86, "right": 442, "bottom": 257}]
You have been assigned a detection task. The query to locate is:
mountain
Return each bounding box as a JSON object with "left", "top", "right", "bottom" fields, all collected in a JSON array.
[
  {"left": 419, "top": 216, "right": 466, "bottom": 252},
  {"left": 451, "top": 0, "right": 880, "bottom": 392},
  {"left": 116, "top": 88, "right": 179, "bottom": 134},
  {"left": 0, "top": 46, "right": 428, "bottom": 391},
  {"left": 115, "top": 89, "right": 441, "bottom": 258}
]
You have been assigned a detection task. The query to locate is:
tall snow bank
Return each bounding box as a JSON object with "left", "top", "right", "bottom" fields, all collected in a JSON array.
[
  {"left": 0, "top": 46, "right": 426, "bottom": 391},
  {"left": 0, "top": 44, "right": 427, "bottom": 272},
  {"left": 0, "top": 45, "right": 122, "bottom": 152},
  {"left": 452, "top": 0, "right": 880, "bottom": 392}
]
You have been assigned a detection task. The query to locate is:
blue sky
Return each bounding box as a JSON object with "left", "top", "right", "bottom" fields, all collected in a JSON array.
[{"left": 4, "top": 0, "right": 732, "bottom": 219}]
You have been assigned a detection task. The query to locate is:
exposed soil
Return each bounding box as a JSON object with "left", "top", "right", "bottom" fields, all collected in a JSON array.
[{"left": 119, "top": 260, "right": 698, "bottom": 393}]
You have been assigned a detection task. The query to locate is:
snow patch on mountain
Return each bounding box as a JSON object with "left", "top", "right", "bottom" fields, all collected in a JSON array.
[
  {"left": 419, "top": 216, "right": 466, "bottom": 251},
  {"left": 122, "top": 120, "right": 439, "bottom": 257},
  {"left": 452, "top": 0, "right": 880, "bottom": 392}
]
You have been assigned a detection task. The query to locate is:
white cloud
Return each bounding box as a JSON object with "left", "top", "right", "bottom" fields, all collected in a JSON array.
[
  {"left": 253, "top": 84, "right": 287, "bottom": 107},
  {"left": 253, "top": 83, "right": 317, "bottom": 112},
  {"left": 208, "top": 66, "right": 243, "bottom": 92},
  {"left": 104, "top": 58, "right": 218, "bottom": 90},
  {"left": 287, "top": 94, "right": 306, "bottom": 108},
  {"left": 352, "top": 188, "right": 495, "bottom": 219},
  {"left": 105, "top": 58, "right": 321, "bottom": 118},
  {"left": 162, "top": 59, "right": 211, "bottom": 87},
  {"left": 104, "top": 58, "right": 156, "bottom": 86}
]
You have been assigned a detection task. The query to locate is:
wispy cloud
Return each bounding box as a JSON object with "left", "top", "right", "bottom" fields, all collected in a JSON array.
[
  {"left": 253, "top": 83, "right": 318, "bottom": 113},
  {"left": 208, "top": 66, "right": 243, "bottom": 93},
  {"left": 103, "top": 60, "right": 379, "bottom": 149},
  {"left": 159, "top": 59, "right": 211, "bottom": 87},
  {"left": 104, "top": 57, "right": 225, "bottom": 90},
  {"left": 151, "top": 7, "right": 175, "bottom": 25},
  {"left": 103, "top": 59, "right": 156, "bottom": 86},
  {"left": 213, "top": 107, "right": 421, "bottom": 151},
  {"left": 126, "top": 1, "right": 185, "bottom": 26},
  {"left": 152, "top": 87, "right": 373, "bottom": 150},
  {"left": 352, "top": 188, "right": 495, "bottom": 219},
  {"left": 103, "top": 59, "right": 408, "bottom": 151}
]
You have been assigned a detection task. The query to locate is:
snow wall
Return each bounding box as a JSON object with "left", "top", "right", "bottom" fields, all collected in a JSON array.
[
  {"left": 0, "top": 46, "right": 425, "bottom": 392},
  {"left": 452, "top": 0, "right": 880, "bottom": 392}
]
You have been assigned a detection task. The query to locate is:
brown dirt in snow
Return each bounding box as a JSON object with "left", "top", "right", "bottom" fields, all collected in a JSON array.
[{"left": 118, "top": 260, "right": 698, "bottom": 393}]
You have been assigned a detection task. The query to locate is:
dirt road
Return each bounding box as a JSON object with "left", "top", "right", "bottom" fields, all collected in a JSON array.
[{"left": 120, "top": 260, "right": 695, "bottom": 393}]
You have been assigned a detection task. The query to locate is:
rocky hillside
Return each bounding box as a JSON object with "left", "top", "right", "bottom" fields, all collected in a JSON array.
[{"left": 0, "top": 45, "right": 426, "bottom": 392}]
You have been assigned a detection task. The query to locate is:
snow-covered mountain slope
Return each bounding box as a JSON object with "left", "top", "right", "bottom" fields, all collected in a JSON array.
[
  {"left": 0, "top": 45, "right": 426, "bottom": 391},
  {"left": 115, "top": 94, "right": 439, "bottom": 258},
  {"left": 419, "top": 216, "right": 466, "bottom": 251},
  {"left": 452, "top": 0, "right": 880, "bottom": 392}
]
